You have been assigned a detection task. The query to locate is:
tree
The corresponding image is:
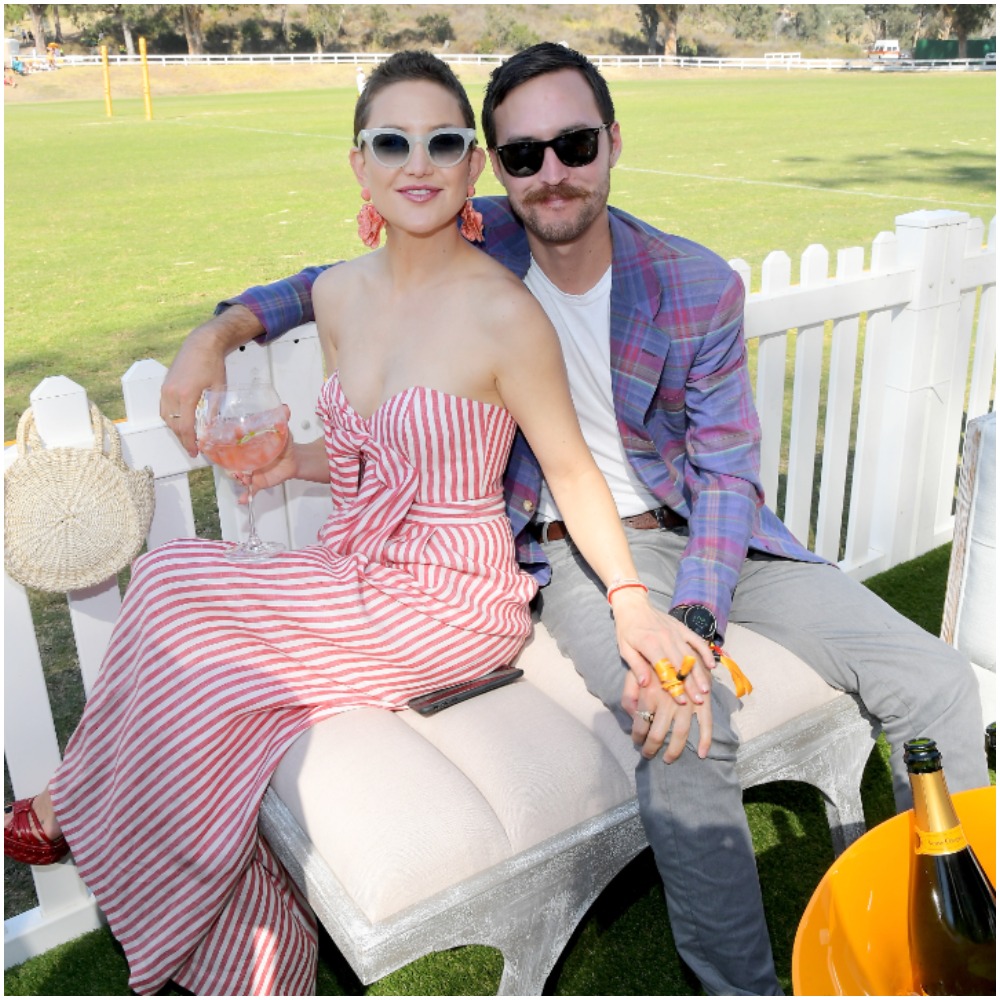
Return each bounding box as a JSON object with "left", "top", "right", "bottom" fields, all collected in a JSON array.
[
  {"left": 827, "top": 4, "right": 867, "bottom": 43},
  {"left": 475, "top": 8, "right": 539, "bottom": 54},
  {"left": 783, "top": 5, "right": 827, "bottom": 41},
  {"left": 635, "top": 5, "right": 685, "bottom": 56},
  {"left": 362, "top": 4, "right": 391, "bottom": 49},
  {"left": 863, "top": 4, "right": 927, "bottom": 47},
  {"left": 304, "top": 4, "right": 345, "bottom": 53},
  {"left": 939, "top": 4, "right": 995, "bottom": 57},
  {"left": 51, "top": 3, "right": 63, "bottom": 42},
  {"left": 728, "top": 5, "right": 778, "bottom": 42},
  {"left": 635, "top": 5, "right": 660, "bottom": 54},
  {"left": 4, "top": 5, "right": 29, "bottom": 29},
  {"left": 269, "top": 3, "right": 290, "bottom": 46},
  {"left": 28, "top": 4, "right": 48, "bottom": 51},
  {"left": 416, "top": 13, "right": 454, "bottom": 47},
  {"left": 659, "top": 4, "right": 684, "bottom": 55},
  {"left": 180, "top": 4, "right": 205, "bottom": 54}
]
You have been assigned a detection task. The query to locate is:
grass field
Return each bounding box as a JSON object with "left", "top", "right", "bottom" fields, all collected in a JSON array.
[
  {"left": 2, "top": 66, "right": 996, "bottom": 995},
  {"left": 3, "top": 68, "right": 995, "bottom": 439}
]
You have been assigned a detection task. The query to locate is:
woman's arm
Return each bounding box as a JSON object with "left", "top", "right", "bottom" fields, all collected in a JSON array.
[{"left": 491, "top": 287, "right": 714, "bottom": 745}]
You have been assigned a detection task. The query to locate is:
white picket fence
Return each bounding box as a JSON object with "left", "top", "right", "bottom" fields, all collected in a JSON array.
[
  {"left": 3, "top": 208, "right": 995, "bottom": 967},
  {"left": 17, "top": 50, "right": 997, "bottom": 73}
]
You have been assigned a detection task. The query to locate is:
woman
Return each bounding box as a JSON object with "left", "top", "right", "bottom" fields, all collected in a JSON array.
[{"left": 5, "top": 52, "right": 699, "bottom": 995}]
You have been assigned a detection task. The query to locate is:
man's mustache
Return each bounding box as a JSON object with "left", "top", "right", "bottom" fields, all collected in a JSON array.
[{"left": 520, "top": 183, "right": 589, "bottom": 205}]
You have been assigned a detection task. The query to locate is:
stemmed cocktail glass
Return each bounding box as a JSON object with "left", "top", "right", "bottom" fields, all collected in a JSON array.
[{"left": 196, "top": 383, "right": 289, "bottom": 561}]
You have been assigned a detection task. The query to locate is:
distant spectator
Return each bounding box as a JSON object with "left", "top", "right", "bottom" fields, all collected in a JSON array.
[
  {"left": 4, "top": 65, "right": 18, "bottom": 87},
  {"left": 356, "top": 65, "right": 366, "bottom": 94}
]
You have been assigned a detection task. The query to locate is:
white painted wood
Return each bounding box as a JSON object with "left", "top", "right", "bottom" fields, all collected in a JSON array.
[
  {"left": 4, "top": 576, "right": 63, "bottom": 796},
  {"left": 3, "top": 896, "right": 104, "bottom": 969},
  {"left": 843, "top": 232, "right": 897, "bottom": 576},
  {"left": 872, "top": 211, "right": 971, "bottom": 566},
  {"left": 784, "top": 245, "right": 828, "bottom": 544},
  {"left": 756, "top": 251, "right": 792, "bottom": 503},
  {"left": 122, "top": 359, "right": 171, "bottom": 424},
  {"left": 966, "top": 218, "right": 996, "bottom": 432},
  {"left": 3, "top": 575, "right": 96, "bottom": 932},
  {"left": 66, "top": 581, "right": 123, "bottom": 697},
  {"left": 148, "top": 474, "right": 198, "bottom": 549},
  {"left": 815, "top": 247, "right": 864, "bottom": 561},
  {"left": 743, "top": 266, "right": 913, "bottom": 338},
  {"left": 27, "top": 378, "right": 93, "bottom": 449}
]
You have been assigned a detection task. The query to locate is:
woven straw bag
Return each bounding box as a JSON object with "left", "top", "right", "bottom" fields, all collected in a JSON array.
[{"left": 4, "top": 404, "right": 155, "bottom": 592}]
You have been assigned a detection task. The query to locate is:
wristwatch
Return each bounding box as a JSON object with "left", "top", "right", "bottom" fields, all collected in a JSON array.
[{"left": 669, "top": 603, "right": 718, "bottom": 642}]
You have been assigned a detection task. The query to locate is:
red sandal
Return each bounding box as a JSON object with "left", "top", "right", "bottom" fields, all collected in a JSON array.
[{"left": 4, "top": 797, "right": 70, "bottom": 865}]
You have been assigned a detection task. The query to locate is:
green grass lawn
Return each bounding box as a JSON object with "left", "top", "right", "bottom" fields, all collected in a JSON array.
[
  {"left": 3, "top": 71, "right": 995, "bottom": 440},
  {"left": 3, "top": 68, "right": 995, "bottom": 995}
]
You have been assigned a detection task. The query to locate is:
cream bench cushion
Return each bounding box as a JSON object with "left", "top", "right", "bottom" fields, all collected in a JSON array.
[{"left": 263, "top": 619, "right": 872, "bottom": 993}]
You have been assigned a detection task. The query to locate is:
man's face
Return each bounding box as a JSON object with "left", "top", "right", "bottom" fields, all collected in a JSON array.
[{"left": 489, "top": 69, "right": 621, "bottom": 246}]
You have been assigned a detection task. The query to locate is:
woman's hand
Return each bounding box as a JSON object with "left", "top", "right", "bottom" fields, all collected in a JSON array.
[
  {"left": 622, "top": 669, "right": 713, "bottom": 761},
  {"left": 611, "top": 587, "right": 715, "bottom": 720},
  {"left": 235, "top": 445, "right": 298, "bottom": 501},
  {"left": 232, "top": 408, "right": 332, "bottom": 502}
]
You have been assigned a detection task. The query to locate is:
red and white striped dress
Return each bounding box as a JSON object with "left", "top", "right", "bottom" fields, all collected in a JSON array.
[{"left": 49, "top": 374, "right": 537, "bottom": 995}]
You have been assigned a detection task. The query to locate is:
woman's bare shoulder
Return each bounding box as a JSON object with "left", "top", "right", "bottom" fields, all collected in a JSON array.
[
  {"left": 314, "top": 254, "right": 373, "bottom": 295},
  {"left": 464, "top": 253, "right": 541, "bottom": 321}
]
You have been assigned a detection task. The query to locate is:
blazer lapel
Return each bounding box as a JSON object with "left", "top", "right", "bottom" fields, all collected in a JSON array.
[{"left": 608, "top": 211, "right": 667, "bottom": 436}]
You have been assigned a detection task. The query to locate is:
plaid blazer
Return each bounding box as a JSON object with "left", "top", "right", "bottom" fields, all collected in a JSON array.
[{"left": 227, "top": 197, "right": 822, "bottom": 630}]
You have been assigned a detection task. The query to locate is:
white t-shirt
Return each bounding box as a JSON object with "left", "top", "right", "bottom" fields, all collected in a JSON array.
[{"left": 524, "top": 258, "right": 662, "bottom": 522}]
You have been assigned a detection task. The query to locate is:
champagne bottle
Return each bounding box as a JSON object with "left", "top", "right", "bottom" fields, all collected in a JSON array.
[{"left": 904, "top": 738, "right": 996, "bottom": 996}]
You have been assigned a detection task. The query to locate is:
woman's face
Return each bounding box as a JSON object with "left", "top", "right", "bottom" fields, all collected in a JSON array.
[{"left": 350, "top": 79, "right": 485, "bottom": 240}]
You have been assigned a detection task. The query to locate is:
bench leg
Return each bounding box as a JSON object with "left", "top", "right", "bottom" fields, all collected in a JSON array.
[
  {"left": 823, "top": 785, "right": 868, "bottom": 856},
  {"left": 494, "top": 896, "right": 579, "bottom": 995}
]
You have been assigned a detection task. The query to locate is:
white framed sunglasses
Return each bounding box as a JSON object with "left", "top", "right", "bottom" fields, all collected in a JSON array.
[{"left": 355, "top": 127, "right": 478, "bottom": 169}]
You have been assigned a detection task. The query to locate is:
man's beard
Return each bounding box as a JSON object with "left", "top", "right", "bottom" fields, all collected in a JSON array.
[{"left": 510, "top": 179, "right": 609, "bottom": 244}]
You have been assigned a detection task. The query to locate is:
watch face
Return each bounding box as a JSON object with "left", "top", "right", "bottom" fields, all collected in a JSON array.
[{"left": 684, "top": 605, "right": 716, "bottom": 640}]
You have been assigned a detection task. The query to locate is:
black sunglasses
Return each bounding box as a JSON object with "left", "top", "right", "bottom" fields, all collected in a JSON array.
[{"left": 493, "top": 124, "right": 611, "bottom": 178}]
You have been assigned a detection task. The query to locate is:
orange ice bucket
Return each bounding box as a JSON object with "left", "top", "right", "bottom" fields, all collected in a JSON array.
[{"left": 792, "top": 786, "right": 996, "bottom": 995}]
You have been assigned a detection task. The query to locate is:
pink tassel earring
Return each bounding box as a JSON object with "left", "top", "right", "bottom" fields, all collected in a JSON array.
[
  {"left": 357, "top": 188, "right": 385, "bottom": 249},
  {"left": 459, "top": 186, "right": 484, "bottom": 243}
]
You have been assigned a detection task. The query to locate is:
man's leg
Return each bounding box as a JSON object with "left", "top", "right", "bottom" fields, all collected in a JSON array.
[
  {"left": 538, "top": 531, "right": 782, "bottom": 995},
  {"left": 730, "top": 558, "right": 988, "bottom": 809}
]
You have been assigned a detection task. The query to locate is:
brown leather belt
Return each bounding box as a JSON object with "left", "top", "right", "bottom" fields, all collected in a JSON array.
[{"left": 532, "top": 505, "right": 686, "bottom": 543}]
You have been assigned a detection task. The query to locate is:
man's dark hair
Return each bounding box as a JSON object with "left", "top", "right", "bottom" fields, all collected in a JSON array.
[
  {"left": 481, "top": 43, "right": 616, "bottom": 148},
  {"left": 353, "top": 50, "right": 476, "bottom": 139}
]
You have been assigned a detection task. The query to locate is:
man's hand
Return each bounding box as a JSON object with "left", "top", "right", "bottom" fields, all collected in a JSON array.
[{"left": 160, "top": 305, "right": 264, "bottom": 456}]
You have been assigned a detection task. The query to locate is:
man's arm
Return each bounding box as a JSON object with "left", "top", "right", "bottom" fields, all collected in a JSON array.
[
  {"left": 160, "top": 266, "right": 330, "bottom": 455},
  {"left": 672, "top": 269, "right": 764, "bottom": 636}
]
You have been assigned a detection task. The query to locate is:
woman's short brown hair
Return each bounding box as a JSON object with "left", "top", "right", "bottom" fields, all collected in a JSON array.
[{"left": 354, "top": 51, "right": 476, "bottom": 140}]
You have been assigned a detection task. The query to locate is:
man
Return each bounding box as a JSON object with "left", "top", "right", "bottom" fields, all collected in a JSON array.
[{"left": 161, "top": 44, "right": 987, "bottom": 995}]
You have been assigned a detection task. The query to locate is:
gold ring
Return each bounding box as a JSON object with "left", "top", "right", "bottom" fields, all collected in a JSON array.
[
  {"left": 665, "top": 681, "right": 685, "bottom": 699},
  {"left": 676, "top": 655, "right": 697, "bottom": 681}
]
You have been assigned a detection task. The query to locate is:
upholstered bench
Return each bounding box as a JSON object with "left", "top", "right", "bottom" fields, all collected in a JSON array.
[{"left": 260, "top": 617, "right": 876, "bottom": 995}]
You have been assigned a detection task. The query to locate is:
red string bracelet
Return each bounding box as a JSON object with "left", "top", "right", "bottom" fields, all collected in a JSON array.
[{"left": 606, "top": 579, "right": 649, "bottom": 605}]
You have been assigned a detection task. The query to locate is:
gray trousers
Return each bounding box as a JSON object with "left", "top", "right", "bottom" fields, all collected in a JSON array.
[{"left": 536, "top": 527, "right": 988, "bottom": 996}]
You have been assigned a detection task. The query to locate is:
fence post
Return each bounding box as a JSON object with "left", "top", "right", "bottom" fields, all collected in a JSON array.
[
  {"left": 870, "top": 210, "right": 970, "bottom": 566},
  {"left": 4, "top": 376, "right": 104, "bottom": 966}
]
